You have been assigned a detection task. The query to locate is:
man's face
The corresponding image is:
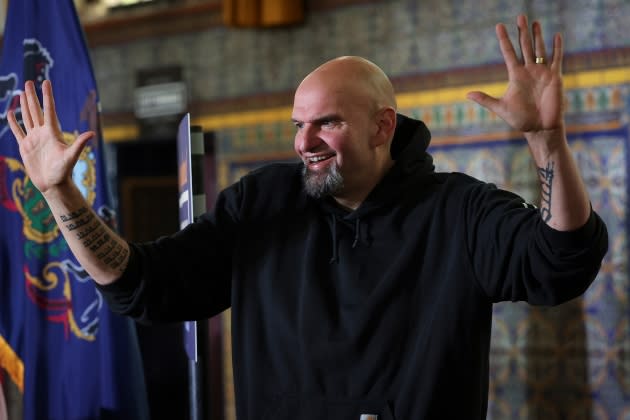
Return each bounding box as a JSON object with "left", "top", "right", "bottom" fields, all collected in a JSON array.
[{"left": 292, "top": 78, "right": 377, "bottom": 200}]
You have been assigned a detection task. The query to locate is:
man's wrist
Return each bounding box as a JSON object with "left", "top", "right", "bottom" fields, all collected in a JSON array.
[
  {"left": 41, "top": 179, "right": 80, "bottom": 203},
  {"left": 523, "top": 124, "right": 567, "bottom": 164}
]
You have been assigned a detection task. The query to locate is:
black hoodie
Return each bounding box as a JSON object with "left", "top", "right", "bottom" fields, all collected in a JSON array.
[{"left": 99, "top": 114, "right": 608, "bottom": 419}]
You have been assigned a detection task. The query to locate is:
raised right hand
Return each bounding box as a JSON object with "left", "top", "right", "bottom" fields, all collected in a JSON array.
[{"left": 7, "top": 79, "right": 94, "bottom": 195}]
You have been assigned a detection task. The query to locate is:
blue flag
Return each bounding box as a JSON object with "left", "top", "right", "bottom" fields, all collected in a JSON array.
[{"left": 0, "top": 1, "right": 149, "bottom": 419}]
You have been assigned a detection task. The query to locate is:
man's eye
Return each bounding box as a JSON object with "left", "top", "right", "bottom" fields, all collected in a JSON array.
[{"left": 293, "top": 122, "right": 303, "bottom": 129}]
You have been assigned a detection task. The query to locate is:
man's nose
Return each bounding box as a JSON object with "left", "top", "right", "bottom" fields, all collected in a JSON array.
[{"left": 297, "top": 124, "right": 322, "bottom": 152}]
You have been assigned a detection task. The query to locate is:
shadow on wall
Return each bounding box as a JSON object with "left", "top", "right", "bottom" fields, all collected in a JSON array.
[{"left": 524, "top": 299, "right": 592, "bottom": 419}]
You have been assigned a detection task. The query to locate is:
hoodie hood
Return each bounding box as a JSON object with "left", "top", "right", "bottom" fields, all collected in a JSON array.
[
  {"left": 333, "top": 113, "right": 435, "bottom": 217},
  {"left": 390, "top": 113, "right": 434, "bottom": 173}
]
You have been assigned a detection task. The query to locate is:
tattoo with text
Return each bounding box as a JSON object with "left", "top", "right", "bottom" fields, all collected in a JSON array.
[
  {"left": 537, "top": 161, "right": 554, "bottom": 222},
  {"left": 60, "top": 207, "right": 129, "bottom": 273},
  {"left": 60, "top": 207, "right": 88, "bottom": 222}
]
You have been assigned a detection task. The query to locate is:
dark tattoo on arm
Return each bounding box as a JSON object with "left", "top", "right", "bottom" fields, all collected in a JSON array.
[
  {"left": 537, "top": 161, "right": 554, "bottom": 222},
  {"left": 60, "top": 207, "right": 88, "bottom": 222},
  {"left": 60, "top": 207, "right": 129, "bottom": 273}
]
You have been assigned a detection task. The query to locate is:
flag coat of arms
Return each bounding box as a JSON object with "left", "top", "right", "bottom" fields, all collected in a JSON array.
[{"left": 0, "top": 1, "right": 149, "bottom": 419}]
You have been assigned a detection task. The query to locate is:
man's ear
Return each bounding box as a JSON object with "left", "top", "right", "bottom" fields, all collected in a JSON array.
[{"left": 370, "top": 107, "right": 397, "bottom": 148}]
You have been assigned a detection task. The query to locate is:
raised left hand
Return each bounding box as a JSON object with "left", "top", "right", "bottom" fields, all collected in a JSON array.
[{"left": 467, "top": 15, "right": 564, "bottom": 136}]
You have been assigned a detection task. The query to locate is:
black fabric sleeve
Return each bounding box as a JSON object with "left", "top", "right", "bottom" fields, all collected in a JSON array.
[
  {"left": 463, "top": 182, "right": 608, "bottom": 305},
  {"left": 95, "top": 182, "right": 242, "bottom": 324},
  {"left": 95, "top": 243, "right": 144, "bottom": 318}
]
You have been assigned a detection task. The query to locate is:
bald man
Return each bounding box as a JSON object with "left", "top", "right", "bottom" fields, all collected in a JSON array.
[
  {"left": 9, "top": 15, "right": 607, "bottom": 419},
  {"left": 293, "top": 56, "right": 398, "bottom": 210}
]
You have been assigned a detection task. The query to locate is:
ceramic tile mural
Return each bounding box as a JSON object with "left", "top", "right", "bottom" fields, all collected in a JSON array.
[{"left": 91, "top": 0, "right": 630, "bottom": 112}]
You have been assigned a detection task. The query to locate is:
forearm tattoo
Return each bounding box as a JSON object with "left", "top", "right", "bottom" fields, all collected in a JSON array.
[
  {"left": 537, "top": 161, "right": 554, "bottom": 222},
  {"left": 61, "top": 207, "right": 129, "bottom": 273}
]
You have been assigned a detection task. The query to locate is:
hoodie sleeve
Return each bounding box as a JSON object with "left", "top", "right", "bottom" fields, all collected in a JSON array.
[
  {"left": 462, "top": 181, "right": 608, "bottom": 305},
  {"left": 96, "top": 181, "right": 243, "bottom": 324}
]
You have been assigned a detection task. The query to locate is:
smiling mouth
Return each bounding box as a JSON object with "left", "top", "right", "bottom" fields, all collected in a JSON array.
[{"left": 306, "top": 154, "right": 335, "bottom": 166}]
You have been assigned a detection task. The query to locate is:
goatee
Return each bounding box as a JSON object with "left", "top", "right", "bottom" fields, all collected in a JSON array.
[{"left": 302, "top": 162, "right": 344, "bottom": 198}]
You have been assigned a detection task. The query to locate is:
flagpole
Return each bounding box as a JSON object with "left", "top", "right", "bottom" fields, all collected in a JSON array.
[
  {"left": 178, "top": 122, "right": 210, "bottom": 420},
  {"left": 189, "top": 319, "right": 210, "bottom": 420}
]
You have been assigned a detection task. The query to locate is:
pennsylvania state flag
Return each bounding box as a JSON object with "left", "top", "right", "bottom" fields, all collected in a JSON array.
[{"left": 0, "top": 1, "right": 149, "bottom": 419}]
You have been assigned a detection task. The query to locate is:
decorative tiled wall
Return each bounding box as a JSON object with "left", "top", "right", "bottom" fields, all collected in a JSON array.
[{"left": 90, "top": 0, "right": 630, "bottom": 114}]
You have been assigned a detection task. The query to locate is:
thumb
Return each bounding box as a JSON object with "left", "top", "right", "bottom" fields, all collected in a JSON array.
[
  {"left": 466, "top": 91, "right": 501, "bottom": 114},
  {"left": 67, "top": 131, "right": 95, "bottom": 163}
]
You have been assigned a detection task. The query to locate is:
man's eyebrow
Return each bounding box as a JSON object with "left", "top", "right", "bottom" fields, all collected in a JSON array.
[{"left": 291, "top": 114, "right": 342, "bottom": 125}]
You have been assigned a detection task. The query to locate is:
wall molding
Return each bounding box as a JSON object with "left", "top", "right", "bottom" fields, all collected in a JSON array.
[
  {"left": 82, "top": 0, "right": 384, "bottom": 47},
  {"left": 84, "top": 2, "right": 222, "bottom": 47},
  {"left": 101, "top": 57, "right": 630, "bottom": 142}
]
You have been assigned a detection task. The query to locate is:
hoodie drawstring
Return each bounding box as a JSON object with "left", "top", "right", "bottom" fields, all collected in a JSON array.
[
  {"left": 352, "top": 218, "right": 361, "bottom": 248},
  {"left": 329, "top": 215, "right": 339, "bottom": 264},
  {"left": 330, "top": 216, "right": 368, "bottom": 263}
]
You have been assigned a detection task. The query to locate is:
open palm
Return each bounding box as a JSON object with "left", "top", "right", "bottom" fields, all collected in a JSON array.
[
  {"left": 467, "top": 15, "right": 564, "bottom": 135},
  {"left": 8, "top": 80, "right": 93, "bottom": 194}
]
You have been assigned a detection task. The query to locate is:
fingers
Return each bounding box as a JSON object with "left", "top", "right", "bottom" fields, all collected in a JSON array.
[
  {"left": 466, "top": 91, "right": 503, "bottom": 115},
  {"left": 528, "top": 17, "right": 563, "bottom": 73},
  {"left": 14, "top": 80, "right": 61, "bottom": 139},
  {"left": 41, "top": 80, "right": 59, "bottom": 128},
  {"left": 495, "top": 23, "right": 519, "bottom": 71},
  {"left": 68, "top": 131, "right": 95, "bottom": 163},
  {"left": 24, "top": 81, "right": 44, "bottom": 128},
  {"left": 19, "top": 80, "right": 46, "bottom": 133},
  {"left": 532, "top": 21, "right": 548, "bottom": 64},
  {"left": 7, "top": 110, "right": 25, "bottom": 141},
  {"left": 502, "top": 15, "right": 553, "bottom": 67},
  {"left": 517, "top": 15, "right": 535, "bottom": 65},
  {"left": 551, "top": 33, "right": 563, "bottom": 74},
  {"left": 20, "top": 91, "right": 34, "bottom": 130}
]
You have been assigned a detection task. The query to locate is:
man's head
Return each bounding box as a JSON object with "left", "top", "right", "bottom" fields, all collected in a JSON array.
[{"left": 292, "top": 56, "right": 397, "bottom": 209}]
